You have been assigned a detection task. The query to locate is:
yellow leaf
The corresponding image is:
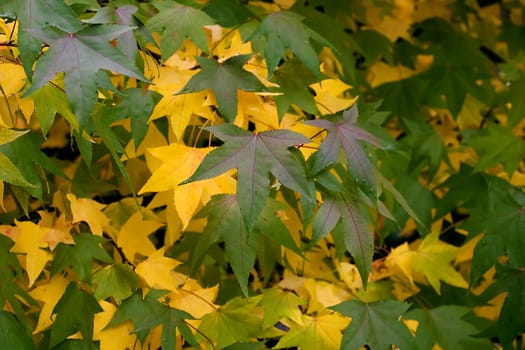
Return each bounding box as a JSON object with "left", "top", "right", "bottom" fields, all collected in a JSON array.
[
  {"left": 457, "top": 94, "right": 485, "bottom": 130},
  {"left": 412, "top": 231, "right": 469, "bottom": 293},
  {"left": 11, "top": 220, "right": 52, "bottom": 286},
  {"left": 116, "top": 211, "right": 164, "bottom": 262},
  {"left": 310, "top": 79, "right": 357, "bottom": 115},
  {"left": 135, "top": 248, "right": 183, "bottom": 291},
  {"left": 140, "top": 144, "right": 235, "bottom": 228},
  {"left": 38, "top": 211, "right": 74, "bottom": 251},
  {"left": 168, "top": 279, "right": 219, "bottom": 318},
  {"left": 93, "top": 300, "right": 137, "bottom": 350},
  {"left": 303, "top": 278, "right": 352, "bottom": 314},
  {"left": 67, "top": 193, "right": 110, "bottom": 236},
  {"left": 275, "top": 312, "right": 350, "bottom": 350},
  {"left": 30, "top": 274, "right": 70, "bottom": 333}
]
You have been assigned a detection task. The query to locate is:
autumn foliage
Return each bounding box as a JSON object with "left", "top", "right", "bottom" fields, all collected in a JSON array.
[{"left": 0, "top": 0, "right": 524, "bottom": 349}]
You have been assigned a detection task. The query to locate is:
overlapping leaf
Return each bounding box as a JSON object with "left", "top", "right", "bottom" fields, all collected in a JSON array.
[
  {"left": 330, "top": 300, "right": 416, "bottom": 350},
  {"left": 25, "top": 24, "right": 147, "bottom": 130},
  {"left": 183, "top": 124, "right": 312, "bottom": 230},
  {"left": 178, "top": 55, "right": 268, "bottom": 122},
  {"left": 306, "top": 105, "right": 383, "bottom": 192}
]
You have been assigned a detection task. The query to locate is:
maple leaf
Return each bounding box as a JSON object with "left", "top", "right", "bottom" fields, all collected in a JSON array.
[
  {"left": 51, "top": 233, "right": 113, "bottom": 281},
  {"left": 0, "top": 132, "right": 66, "bottom": 199},
  {"left": 83, "top": 5, "right": 139, "bottom": 61},
  {"left": 50, "top": 281, "right": 103, "bottom": 348},
  {"left": 198, "top": 296, "right": 262, "bottom": 349},
  {"left": 178, "top": 55, "right": 268, "bottom": 122},
  {"left": 386, "top": 232, "right": 468, "bottom": 294},
  {"left": 183, "top": 124, "right": 312, "bottom": 230},
  {"left": 10, "top": 220, "right": 52, "bottom": 286},
  {"left": 274, "top": 312, "right": 350, "bottom": 350},
  {"left": 135, "top": 248, "right": 183, "bottom": 291},
  {"left": 202, "top": 0, "right": 255, "bottom": 27},
  {"left": 330, "top": 299, "right": 416, "bottom": 350},
  {"left": 406, "top": 306, "right": 490, "bottom": 350},
  {"left": 305, "top": 105, "right": 383, "bottom": 192},
  {"left": 93, "top": 300, "right": 137, "bottom": 350},
  {"left": 310, "top": 194, "right": 374, "bottom": 287},
  {"left": 0, "top": 311, "right": 36, "bottom": 350},
  {"left": 92, "top": 263, "right": 140, "bottom": 304},
  {"left": 110, "top": 88, "right": 162, "bottom": 146},
  {"left": 258, "top": 288, "right": 306, "bottom": 329},
  {"left": 29, "top": 274, "right": 70, "bottom": 333},
  {"left": 116, "top": 211, "right": 164, "bottom": 262},
  {"left": 147, "top": 1, "right": 215, "bottom": 59},
  {"left": 249, "top": 11, "right": 333, "bottom": 78},
  {"left": 67, "top": 193, "right": 110, "bottom": 236},
  {"left": 270, "top": 58, "right": 320, "bottom": 119},
  {"left": 107, "top": 289, "right": 198, "bottom": 348},
  {"left": 25, "top": 24, "right": 147, "bottom": 130},
  {"left": 140, "top": 143, "right": 235, "bottom": 229},
  {"left": 4, "top": 0, "right": 82, "bottom": 78}
]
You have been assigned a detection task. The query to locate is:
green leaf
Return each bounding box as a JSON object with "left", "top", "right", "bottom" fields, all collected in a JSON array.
[
  {"left": 111, "top": 88, "right": 161, "bottom": 146},
  {"left": 51, "top": 233, "right": 113, "bottom": 281},
  {"left": 192, "top": 194, "right": 257, "bottom": 296},
  {"left": 313, "top": 194, "right": 373, "bottom": 287},
  {"left": 306, "top": 105, "right": 383, "bottom": 193},
  {"left": 464, "top": 192, "right": 525, "bottom": 283},
  {"left": 52, "top": 339, "right": 98, "bottom": 350},
  {"left": 463, "top": 122, "right": 525, "bottom": 175},
  {"left": 258, "top": 288, "right": 305, "bottom": 329},
  {"left": 50, "top": 282, "right": 103, "bottom": 348},
  {"left": 106, "top": 289, "right": 167, "bottom": 343},
  {"left": 202, "top": 0, "right": 255, "bottom": 27},
  {"left": 0, "top": 311, "right": 36, "bottom": 350},
  {"left": 402, "top": 129, "right": 448, "bottom": 180},
  {"left": 10, "top": 0, "right": 82, "bottom": 78},
  {"left": 270, "top": 58, "right": 320, "bottom": 119},
  {"left": 198, "top": 296, "right": 262, "bottom": 349},
  {"left": 249, "top": 11, "right": 332, "bottom": 78},
  {"left": 330, "top": 299, "right": 416, "bottom": 350},
  {"left": 82, "top": 5, "right": 139, "bottom": 61},
  {"left": 92, "top": 263, "right": 140, "bottom": 303},
  {"left": 0, "top": 132, "right": 67, "bottom": 199},
  {"left": 0, "top": 153, "right": 35, "bottom": 188},
  {"left": 133, "top": 306, "right": 200, "bottom": 350},
  {"left": 30, "top": 84, "right": 78, "bottom": 135},
  {"left": 406, "top": 306, "right": 488, "bottom": 350},
  {"left": 147, "top": 1, "right": 215, "bottom": 59},
  {"left": 178, "top": 55, "right": 267, "bottom": 122},
  {"left": 183, "top": 124, "right": 311, "bottom": 230},
  {"left": 25, "top": 24, "right": 147, "bottom": 130}
]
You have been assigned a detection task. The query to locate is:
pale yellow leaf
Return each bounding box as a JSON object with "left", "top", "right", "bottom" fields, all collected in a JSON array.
[
  {"left": 168, "top": 279, "right": 219, "bottom": 318},
  {"left": 38, "top": 211, "right": 74, "bottom": 250},
  {"left": 93, "top": 300, "right": 137, "bottom": 350},
  {"left": 116, "top": 211, "right": 163, "bottom": 262},
  {"left": 11, "top": 220, "right": 52, "bottom": 286},
  {"left": 135, "top": 248, "right": 183, "bottom": 291},
  {"left": 30, "top": 274, "right": 70, "bottom": 333},
  {"left": 67, "top": 193, "right": 110, "bottom": 236},
  {"left": 310, "top": 79, "right": 358, "bottom": 115}
]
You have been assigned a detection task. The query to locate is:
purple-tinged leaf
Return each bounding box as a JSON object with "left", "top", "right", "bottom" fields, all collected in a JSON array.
[
  {"left": 25, "top": 24, "right": 147, "bottom": 130},
  {"left": 311, "top": 197, "right": 339, "bottom": 245},
  {"left": 306, "top": 105, "right": 383, "bottom": 193},
  {"left": 182, "top": 124, "right": 311, "bottom": 231}
]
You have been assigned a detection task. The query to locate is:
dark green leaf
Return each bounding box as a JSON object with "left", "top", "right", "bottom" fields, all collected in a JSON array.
[
  {"left": 52, "top": 339, "right": 98, "bottom": 350},
  {"left": 51, "top": 233, "right": 113, "bottom": 281},
  {"left": 270, "top": 58, "right": 320, "bottom": 119},
  {"left": 112, "top": 88, "right": 161, "bottom": 146},
  {"left": 202, "top": 0, "right": 255, "bottom": 27},
  {"left": 330, "top": 300, "right": 416, "bottom": 350},
  {"left": 50, "top": 282, "right": 103, "bottom": 348},
  {"left": 0, "top": 311, "right": 36, "bottom": 350},
  {"left": 249, "top": 11, "right": 332, "bottom": 78},
  {"left": 178, "top": 55, "right": 267, "bottom": 122},
  {"left": 406, "top": 306, "right": 489, "bottom": 350},
  {"left": 147, "top": 1, "right": 215, "bottom": 59}
]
